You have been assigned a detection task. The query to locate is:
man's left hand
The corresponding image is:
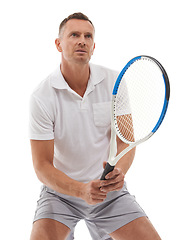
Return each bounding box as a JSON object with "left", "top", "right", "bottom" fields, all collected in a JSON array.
[{"left": 100, "top": 162, "right": 125, "bottom": 193}]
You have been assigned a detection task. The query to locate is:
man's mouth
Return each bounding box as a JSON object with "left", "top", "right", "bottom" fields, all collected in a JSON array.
[{"left": 75, "top": 49, "right": 87, "bottom": 53}]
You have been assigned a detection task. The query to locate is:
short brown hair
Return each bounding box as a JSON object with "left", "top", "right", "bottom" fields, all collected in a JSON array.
[{"left": 58, "top": 12, "right": 94, "bottom": 36}]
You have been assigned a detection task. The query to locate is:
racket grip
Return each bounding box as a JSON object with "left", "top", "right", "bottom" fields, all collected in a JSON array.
[{"left": 100, "top": 162, "right": 115, "bottom": 180}]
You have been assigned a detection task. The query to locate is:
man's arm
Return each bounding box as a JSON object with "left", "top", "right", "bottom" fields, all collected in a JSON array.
[
  {"left": 115, "top": 137, "right": 136, "bottom": 175},
  {"left": 30, "top": 139, "right": 84, "bottom": 197},
  {"left": 30, "top": 139, "right": 108, "bottom": 205}
]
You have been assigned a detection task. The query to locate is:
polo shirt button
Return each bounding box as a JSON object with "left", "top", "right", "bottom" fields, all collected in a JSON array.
[{"left": 80, "top": 101, "right": 88, "bottom": 110}]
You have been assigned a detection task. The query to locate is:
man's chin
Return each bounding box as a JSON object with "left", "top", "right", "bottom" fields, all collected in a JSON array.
[{"left": 73, "top": 56, "right": 91, "bottom": 65}]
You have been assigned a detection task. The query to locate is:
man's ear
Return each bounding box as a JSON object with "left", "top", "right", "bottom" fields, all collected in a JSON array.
[
  {"left": 55, "top": 38, "right": 62, "bottom": 52},
  {"left": 92, "top": 42, "right": 95, "bottom": 55}
]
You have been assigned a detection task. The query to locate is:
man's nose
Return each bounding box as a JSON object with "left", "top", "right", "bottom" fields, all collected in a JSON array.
[{"left": 78, "top": 36, "right": 86, "bottom": 46}]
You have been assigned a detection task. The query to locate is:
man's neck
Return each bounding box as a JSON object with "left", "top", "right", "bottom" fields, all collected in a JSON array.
[{"left": 60, "top": 60, "right": 90, "bottom": 97}]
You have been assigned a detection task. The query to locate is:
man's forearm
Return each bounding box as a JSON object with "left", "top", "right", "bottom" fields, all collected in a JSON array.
[
  {"left": 115, "top": 138, "right": 136, "bottom": 175},
  {"left": 35, "top": 162, "right": 84, "bottom": 198}
]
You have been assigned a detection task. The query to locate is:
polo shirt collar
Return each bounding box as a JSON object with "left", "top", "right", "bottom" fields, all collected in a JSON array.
[{"left": 50, "top": 63, "right": 105, "bottom": 90}]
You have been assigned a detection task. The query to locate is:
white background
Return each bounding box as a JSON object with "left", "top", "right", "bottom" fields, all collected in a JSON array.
[{"left": 0, "top": 0, "right": 183, "bottom": 239}]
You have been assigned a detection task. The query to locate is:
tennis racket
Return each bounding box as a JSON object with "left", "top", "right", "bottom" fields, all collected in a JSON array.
[{"left": 100, "top": 55, "right": 170, "bottom": 180}]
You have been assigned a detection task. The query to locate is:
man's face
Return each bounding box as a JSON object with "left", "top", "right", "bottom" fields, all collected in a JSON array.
[{"left": 58, "top": 19, "right": 95, "bottom": 65}]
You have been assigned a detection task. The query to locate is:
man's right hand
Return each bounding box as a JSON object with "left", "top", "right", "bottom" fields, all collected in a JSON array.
[{"left": 81, "top": 180, "right": 108, "bottom": 205}]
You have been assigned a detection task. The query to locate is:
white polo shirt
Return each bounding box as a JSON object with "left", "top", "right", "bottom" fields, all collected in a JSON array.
[{"left": 29, "top": 63, "right": 118, "bottom": 182}]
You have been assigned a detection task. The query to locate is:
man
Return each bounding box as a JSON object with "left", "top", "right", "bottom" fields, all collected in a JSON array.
[{"left": 29, "top": 12, "right": 161, "bottom": 240}]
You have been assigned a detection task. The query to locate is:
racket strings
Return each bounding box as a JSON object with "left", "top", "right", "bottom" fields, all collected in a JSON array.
[
  {"left": 115, "top": 59, "right": 165, "bottom": 142},
  {"left": 116, "top": 115, "right": 134, "bottom": 142}
]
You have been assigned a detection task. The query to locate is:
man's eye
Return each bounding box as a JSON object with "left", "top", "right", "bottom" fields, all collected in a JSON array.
[
  {"left": 85, "top": 34, "right": 92, "bottom": 38},
  {"left": 72, "top": 33, "right": 78, "bottom": 37}
]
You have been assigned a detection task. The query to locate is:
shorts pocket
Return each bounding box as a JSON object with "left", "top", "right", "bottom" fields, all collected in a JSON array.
[{"left": 92, "top": 102, "right": 111, "bottom": 127}]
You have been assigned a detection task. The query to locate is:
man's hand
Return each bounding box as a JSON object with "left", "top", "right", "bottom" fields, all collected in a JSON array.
[
  {"left": 81, "top": 162, "right": 125, "bottom": 205},
  {"left": 100, "top": 161, "right": 125, "bottom": 193},
  {"left": 81, "top": 179, "right": 108, "bottom": 205}
]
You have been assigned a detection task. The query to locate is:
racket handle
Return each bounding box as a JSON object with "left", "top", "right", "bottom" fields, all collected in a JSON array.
[{"left": 100, "top": 162, "right": 115, "bottom": 180}]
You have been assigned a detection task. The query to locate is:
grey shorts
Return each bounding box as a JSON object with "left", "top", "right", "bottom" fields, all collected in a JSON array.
[{"left": 33, "top": 182, "right": 146, "bottom": 240}]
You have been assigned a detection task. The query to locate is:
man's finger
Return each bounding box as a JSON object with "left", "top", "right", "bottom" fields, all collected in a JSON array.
[{"left": 105, "top": 168, "right": 123, "bottom": 179}]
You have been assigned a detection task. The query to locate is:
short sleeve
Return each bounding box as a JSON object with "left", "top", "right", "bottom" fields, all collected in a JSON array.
[{"left": 29, "top": 95, "right": 54, "bottom": 140}]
